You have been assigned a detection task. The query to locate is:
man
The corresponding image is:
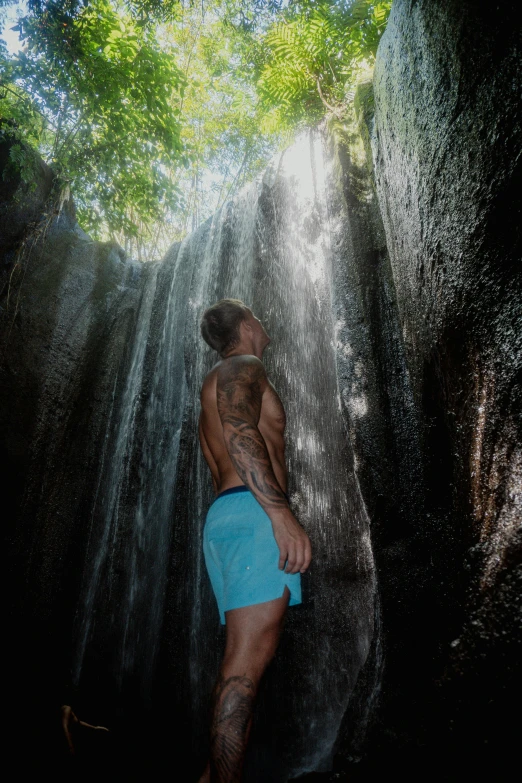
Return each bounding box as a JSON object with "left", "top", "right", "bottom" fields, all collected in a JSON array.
[{"left": 197, "top": 299, "right": 312, "bottom": 783}]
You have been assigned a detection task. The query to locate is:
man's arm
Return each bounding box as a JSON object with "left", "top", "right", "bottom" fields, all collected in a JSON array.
[
  {"left": 216, "top": 356, "right": 311, "bottom": 574},
  {"left": 60, "top": 705, "right": 108, "bottom": 755}
]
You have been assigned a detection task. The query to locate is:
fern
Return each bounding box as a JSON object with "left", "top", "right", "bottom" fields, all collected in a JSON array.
[{"left": 257, "top": 0, "right": 392, "bottom": 128}]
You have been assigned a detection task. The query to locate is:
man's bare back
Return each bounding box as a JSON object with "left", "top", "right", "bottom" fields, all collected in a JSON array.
[{"left": 199, "top": 356, "right": 287, "bottom": 493}]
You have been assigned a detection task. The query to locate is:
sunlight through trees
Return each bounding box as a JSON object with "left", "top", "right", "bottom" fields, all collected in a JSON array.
[{"left": 0, "top": 1, "right": 391, "bottom": 258}]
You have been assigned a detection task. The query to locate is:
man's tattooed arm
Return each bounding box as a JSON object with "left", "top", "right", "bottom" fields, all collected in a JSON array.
[{"left": 216, "top": 356, "right": 288, "bottom": 512}]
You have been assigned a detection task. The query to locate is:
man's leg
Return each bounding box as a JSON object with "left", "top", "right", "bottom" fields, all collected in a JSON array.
[{"left": 199, "top": 588, "right": 289, "bottom": 783}]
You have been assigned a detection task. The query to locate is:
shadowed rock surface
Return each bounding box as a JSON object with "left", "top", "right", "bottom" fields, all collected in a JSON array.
[
  {"left": 1, "top": 0, "right": 520, "bottom": 778},
  {"left": 364, "top": 0, "right": 521, "bottom": 773}
]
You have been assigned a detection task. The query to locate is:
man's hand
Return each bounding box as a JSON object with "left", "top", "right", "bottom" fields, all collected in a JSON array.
[
  {"left": 61, "top": 705, "right": 109, "bottom": 755},
  {"left": 271, "top": 509, "right": 312, "bottom": 574}
]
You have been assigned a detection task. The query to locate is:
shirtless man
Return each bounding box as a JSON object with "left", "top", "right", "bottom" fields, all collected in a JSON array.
[{"left": 197, "top": 298, "right": 312, "bottom": 783}]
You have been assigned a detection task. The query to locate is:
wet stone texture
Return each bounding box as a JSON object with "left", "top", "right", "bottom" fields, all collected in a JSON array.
[
  {"left": 360, "top": 0, "right": 521, "bottom": 774},
  {"left": 0, "top": 132, "right": 149, "bottom": 769}
]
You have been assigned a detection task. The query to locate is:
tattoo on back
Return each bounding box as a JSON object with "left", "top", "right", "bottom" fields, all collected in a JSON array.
[
  {"left": 217, "top": 358, "right": 287, "bottom": 511},
  {"left": 211, "top": 674, "right": 255, "bottom": 782}
]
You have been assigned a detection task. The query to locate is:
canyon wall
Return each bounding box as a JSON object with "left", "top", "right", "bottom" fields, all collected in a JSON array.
[
  {"left": 352, "top": 0, "right": 521, "bottom": 771},
  {"left": 1, "top": 0, "right": 520, "bottom": 777}
]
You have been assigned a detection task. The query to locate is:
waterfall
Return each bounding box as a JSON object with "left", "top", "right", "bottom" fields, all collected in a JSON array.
[{"left": 73, "top": 128, "right": 377, "bottom": 779}]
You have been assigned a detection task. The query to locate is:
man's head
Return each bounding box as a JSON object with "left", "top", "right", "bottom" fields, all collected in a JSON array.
[{"left": 200, "top": 299, "right": 269, "bottom": 357}]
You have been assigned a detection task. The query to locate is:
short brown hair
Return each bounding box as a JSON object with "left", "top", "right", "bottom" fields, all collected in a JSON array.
[{"left": 200, "top": 299, "right": 248, "bottom": 355}]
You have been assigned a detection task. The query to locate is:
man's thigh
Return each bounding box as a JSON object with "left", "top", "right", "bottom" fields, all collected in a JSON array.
[{"left": 223, "top": 587, "right": 290, "bottom": 672}]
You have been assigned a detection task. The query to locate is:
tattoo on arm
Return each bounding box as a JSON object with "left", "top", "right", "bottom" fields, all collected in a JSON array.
[
  {"left": 217, "top": 358, "right": 287, "bottom": 511},
  {"left": 211, "top": 674, "right": 255, "bottom": 783}
]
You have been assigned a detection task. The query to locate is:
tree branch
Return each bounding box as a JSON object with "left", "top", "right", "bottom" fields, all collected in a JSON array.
[
  {"left": 0, "top": 83, "right": 58, "bottom": 129},
  {"left": 315, "top": 76, "right": 344, "bottom": 119}
]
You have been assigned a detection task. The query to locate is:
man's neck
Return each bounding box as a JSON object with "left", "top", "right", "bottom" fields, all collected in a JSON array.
[{"left": 223, "top": 344, "right": 263, "bottom": 360}]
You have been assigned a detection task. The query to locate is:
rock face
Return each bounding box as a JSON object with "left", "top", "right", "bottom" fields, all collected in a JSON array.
[
  {"left": 365, "top": 0, "right": 521, "bottom": 771},
  {"left": 0, "top": 132, "right": 151, "bottom": 771},
  {"left": 1, "top": 0, "right": 520, "bottom": 777}
]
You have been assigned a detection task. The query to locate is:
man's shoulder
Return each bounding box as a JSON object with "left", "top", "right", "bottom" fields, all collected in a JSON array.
[
  {"left": 221, "top": 354, "right": 264, "bottom": 369},
  {"left": 216, "top": 355, "right": 267, "bottom": 385}
]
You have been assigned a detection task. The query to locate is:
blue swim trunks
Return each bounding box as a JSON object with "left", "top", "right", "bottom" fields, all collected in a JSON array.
[{"left": 203, "top": 486, "right": 302, "bottom": 624}]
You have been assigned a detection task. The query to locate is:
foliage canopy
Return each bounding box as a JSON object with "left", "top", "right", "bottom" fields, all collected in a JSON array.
[
  {"left": 2, "top": 0, "right": 187, "bottom": 238},
  {"left": 258, "top": 1, "right": 391, "bottom": 132},
  {"left": 0, "top": 1, "right": 392, "bottom": 255}
]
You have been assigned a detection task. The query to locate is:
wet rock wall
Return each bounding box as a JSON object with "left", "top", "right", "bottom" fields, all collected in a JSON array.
[
  {"left": 359, "top": 0, "right": 521, "bottom": 771},
  {"left": 0, "top": 135, "right": 149, "bottom": 765}
]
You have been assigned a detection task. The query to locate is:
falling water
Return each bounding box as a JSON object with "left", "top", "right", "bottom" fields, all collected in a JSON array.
[{"left": 73, "top": 128, "right": 377, "bottom": 778}]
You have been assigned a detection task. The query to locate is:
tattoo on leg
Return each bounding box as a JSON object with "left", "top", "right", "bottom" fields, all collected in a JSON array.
[{"left": 210, "top": 674, "right": 255, "bottom": 783}]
